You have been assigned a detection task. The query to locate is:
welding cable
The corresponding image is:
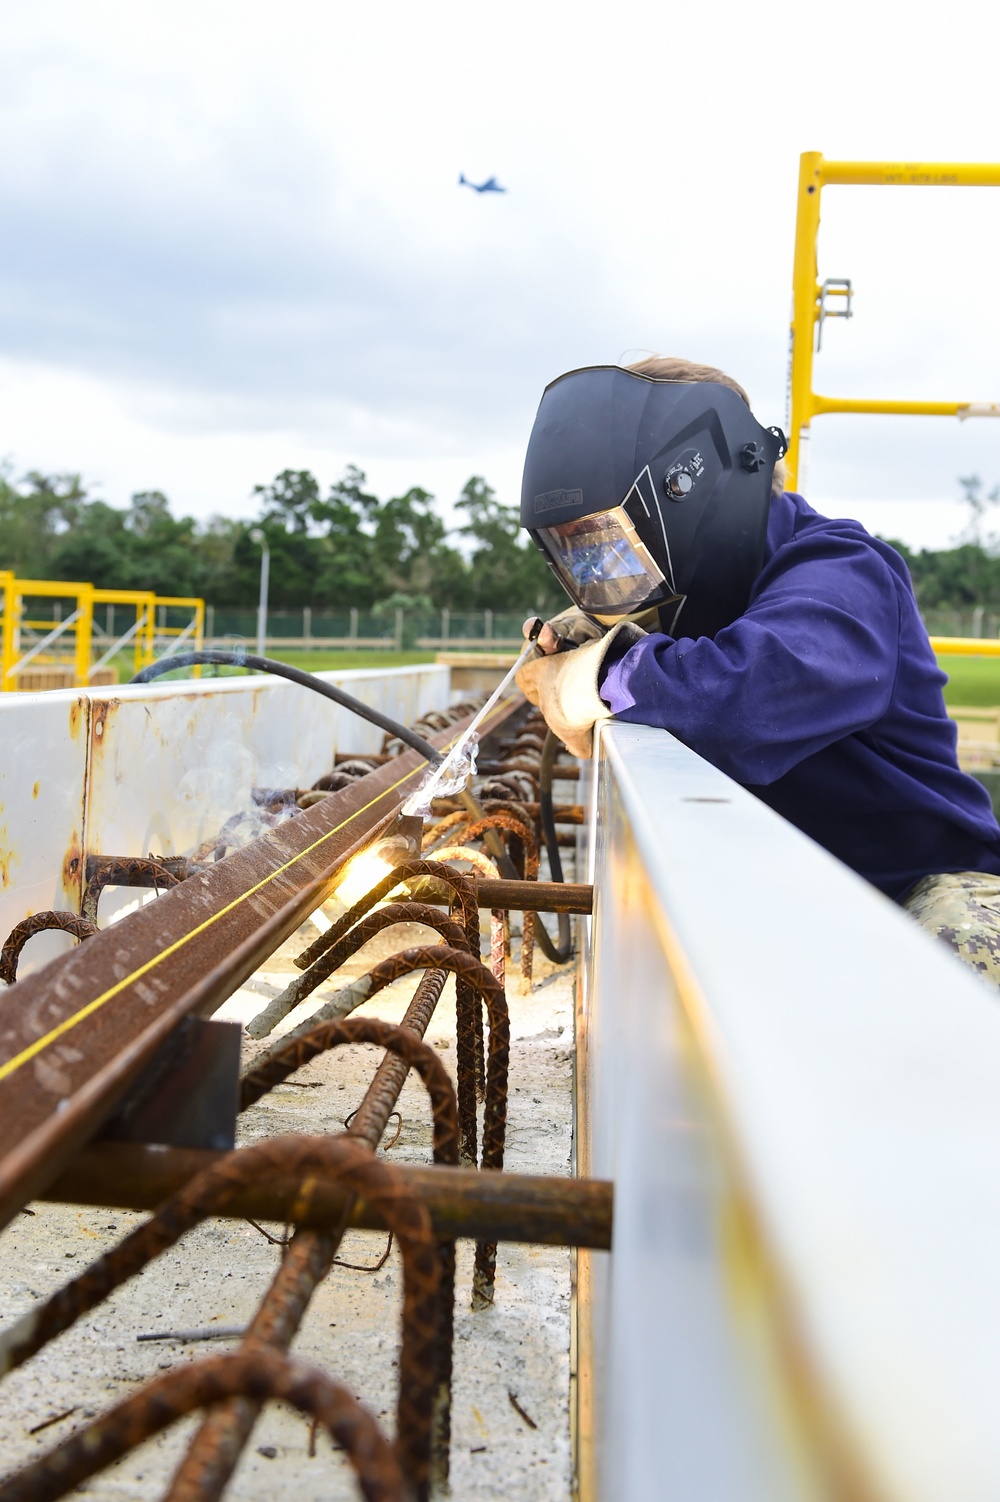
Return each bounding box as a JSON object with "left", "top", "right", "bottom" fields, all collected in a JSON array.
[
  {"left": 129, "top": 651, "right": 444, "bottom": 765},
  {"left": 535, "top": 730, "right": 572, "bottom": 964},
  {"left": 131, "top": 651, "right": 521, "bottom": 880},
  {"left": 130, "top": 653, "right": 516, "bottom": 875}
]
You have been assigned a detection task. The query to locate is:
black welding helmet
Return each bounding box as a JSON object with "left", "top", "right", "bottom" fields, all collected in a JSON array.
[{"left": 520, "top": 365, "right": 786, "bottom": 639}]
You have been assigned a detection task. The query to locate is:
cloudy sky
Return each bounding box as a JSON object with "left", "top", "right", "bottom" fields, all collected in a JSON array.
[{"left": 1, "top": 0, "right": 999, "bottom": 549}]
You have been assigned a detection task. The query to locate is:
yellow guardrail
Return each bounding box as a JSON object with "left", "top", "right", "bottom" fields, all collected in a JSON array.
[
  {"left": 152, "top": 596, "right": 205, "bottom": 679},
  {"left": 91, "top": 589, "right": 156, "bottom": 679},
  {"left": 0, "top": 574, "right": 203, "bottom": 691},
  {"left": 788, "top": 153, "right": 1000, "bottom": 490},
  {"left": 1, "top": 579, "right": 94, "bottom": 691},
  {"left": 930, "top": 636, "right": 1000, "bottom": 657}
]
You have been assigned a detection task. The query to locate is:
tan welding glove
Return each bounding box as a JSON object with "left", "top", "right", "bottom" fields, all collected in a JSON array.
[
  {"left": 516, "top": 621, "right": 645, "bottom": 759},
  {"left": 545, "top": 606, "right": 605, "bottom": 648}
]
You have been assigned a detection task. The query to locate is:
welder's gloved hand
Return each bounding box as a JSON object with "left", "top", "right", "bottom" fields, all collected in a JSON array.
[
  {"left": 516, "top": 621, "right": 645, "bottom": 759},
  {"left": 522, "top": 608, "right": 604, "bottom": 656}
]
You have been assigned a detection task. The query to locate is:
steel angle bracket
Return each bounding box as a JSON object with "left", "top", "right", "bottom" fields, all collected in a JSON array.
[{"left": 0, "top": 693, "right": 522, "bottom": 1230}]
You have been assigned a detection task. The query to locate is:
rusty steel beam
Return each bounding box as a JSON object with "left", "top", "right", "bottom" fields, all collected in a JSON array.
[
  {"left": 40, "top": 1142, "right": 613, "bottom": 1250},
  {"left": 0, "top": 696, "right": 522, "bottom": 1232},
  {"left": 471, "top": 879, "right": 593, "bottom": 914}
]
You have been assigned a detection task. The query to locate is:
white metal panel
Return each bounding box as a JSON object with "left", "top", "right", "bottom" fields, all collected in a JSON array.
[
  {"left": 0, "top": 665, "right": 448, "bottom": 975},
  {"left": 83, "top": 665, "right": 448, "bottom": 863},
  {"left": 587, "top": 721, "right": 1000, "bottom": 1502},
  {"left": 0, "top": 693, "right": 91, "bottom": 970}
]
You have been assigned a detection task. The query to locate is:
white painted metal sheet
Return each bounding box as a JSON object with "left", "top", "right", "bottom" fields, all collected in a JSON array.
[
  {"left": 0, "top": 665, "right": 448, "bottom": 976},
  {"left": 586, "top": 720, "right": 1000, "bottom": 1502},
  {"left": 0, "top": 693, "right": 91, "bottom": 972}
]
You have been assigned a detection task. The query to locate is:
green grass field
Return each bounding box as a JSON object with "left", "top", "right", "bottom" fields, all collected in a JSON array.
[
  {"left": 101, "top": 644, "right": 1000, "bottom": 708},
  {"left": 935, "top": 654, "right": 1000, "bottom": 708},
  {"left": 105, "top": 647, "right": 438, "bottom": 681}
]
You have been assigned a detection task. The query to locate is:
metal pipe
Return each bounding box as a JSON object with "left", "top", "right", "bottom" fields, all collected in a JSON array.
[
  {"left": 471, "top": 879, "right": 593, "bottom": 913},
  {"left": 249, "top": 529, "right": 270, "bottom": 659},
  {"left": 41, "top": 1144, "right": 613, "bottom": 1248}
]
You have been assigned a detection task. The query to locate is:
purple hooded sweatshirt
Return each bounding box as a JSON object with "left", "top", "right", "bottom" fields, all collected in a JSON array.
[{"left": 598, "top": 489, "right": 1000, "bottom": 899}]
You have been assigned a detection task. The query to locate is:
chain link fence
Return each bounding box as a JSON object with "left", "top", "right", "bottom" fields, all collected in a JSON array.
[
  {"left": 204, "top": 607, "right": 532, "bottom": 651},
  {"left": 202, "top": 604, "right": 1000, "bottom": 651},
  {"left": 921, "top": 608, "right": 1000, "bottom": 639}
]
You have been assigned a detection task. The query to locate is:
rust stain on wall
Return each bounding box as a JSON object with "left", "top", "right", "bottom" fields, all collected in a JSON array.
[
  {"left": 91, "top": 698, "right": 120, "bottom": 752},
  {"left": 31, "top": 781, "right": 40, "bottom": 800},
  {"left": 62, "top": 836, "right": 83, "bottom": 910}
]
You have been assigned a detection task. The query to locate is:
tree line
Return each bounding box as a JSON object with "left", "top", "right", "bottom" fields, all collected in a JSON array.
[
  {"left": 2, "top": 463, "right": 998, "bottom": 614},
  {"left": 887, "top": 477, "right": 1000, "bottom": 610},
  {"left": 0, "top": 465, "right": 562, "bottom": 613}
]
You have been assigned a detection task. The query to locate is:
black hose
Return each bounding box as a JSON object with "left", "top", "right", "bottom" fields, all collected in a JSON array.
[
  {"left": 129, "top": 651, "right": 444, "bottom": 765},
  {"left": 534, "top": 729, "right": 573, "bottom": 964}
]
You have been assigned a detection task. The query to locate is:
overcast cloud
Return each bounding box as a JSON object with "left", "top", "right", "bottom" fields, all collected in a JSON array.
[{"left": 1, "top": 0, "right": 998, "bottom": 548}]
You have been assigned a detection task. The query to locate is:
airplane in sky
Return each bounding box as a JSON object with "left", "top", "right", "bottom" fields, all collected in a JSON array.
[{"left": 459, "top": 173, "right": 507, "bottom": 194}]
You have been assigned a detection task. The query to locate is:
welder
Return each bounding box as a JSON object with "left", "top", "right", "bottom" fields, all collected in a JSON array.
[{"left": 516, "top": 356, "right": 1000, "bottom": 986}]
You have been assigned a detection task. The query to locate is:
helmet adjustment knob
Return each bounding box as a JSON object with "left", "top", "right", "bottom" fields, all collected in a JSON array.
[
  {"left": 740, "top": 442, "right": 766, "bottom": 472},
  {"left": 665, "top": 468, "right": 694, "bottom": 499}
]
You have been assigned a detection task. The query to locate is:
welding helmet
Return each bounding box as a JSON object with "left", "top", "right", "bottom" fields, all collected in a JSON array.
[{"left": 520, "top": 366, "right": 786, "bottom": 639}]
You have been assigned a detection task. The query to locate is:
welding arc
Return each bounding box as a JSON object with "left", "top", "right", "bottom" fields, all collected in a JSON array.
[{"left": 130, "top": 652, "right": 444, "bottom": 765}]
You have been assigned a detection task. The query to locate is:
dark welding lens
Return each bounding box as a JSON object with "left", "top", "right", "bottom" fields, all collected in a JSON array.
[{"left": 538, "top": 506, "right": 665, "bottom": 612}]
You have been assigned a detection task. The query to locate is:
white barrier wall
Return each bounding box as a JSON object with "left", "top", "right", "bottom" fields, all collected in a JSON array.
[
  {"left": 581, "top": 722, "right": 1000, "bottom": 1502},
  {"left": 0, "top": 665, "right": 449, "bottom": 974}
]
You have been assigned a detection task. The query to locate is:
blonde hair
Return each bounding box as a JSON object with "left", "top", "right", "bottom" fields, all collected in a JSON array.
[{"left": 624, "top": 354, "right": 786, "bottom": 492}]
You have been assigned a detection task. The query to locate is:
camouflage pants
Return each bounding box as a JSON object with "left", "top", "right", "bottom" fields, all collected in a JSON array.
[{"left": 901, "top": 871, "right": 1000, "bottom": 989}]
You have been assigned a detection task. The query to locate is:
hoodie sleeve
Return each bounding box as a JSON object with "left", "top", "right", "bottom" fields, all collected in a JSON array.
[{"left": 598, "top": 525, "right": 902, "bottom": 785}]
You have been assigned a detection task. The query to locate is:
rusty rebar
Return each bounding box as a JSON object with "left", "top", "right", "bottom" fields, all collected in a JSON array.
[
  {"left": 249, "top": 932, "right": 487, "bottom": 1173},
  {"left": 428, "top": 846, "right": 499, "bottom": 1093},
  {"left": 469, "top": 879, "right": 593, "bottom": 914},
  {"left": 477, "top": 758, "right": 579, "bottom": 780},
  {"left": 240, "top": 1018, "right": 459, "bottom": 1165},
  {"left": 1, "top": 1137, "right": 435, "bottom": 1358},
  {"left": 292, "top": 863, "right": 482, "bottom": 1172},
  {"left": 419, "top": 809, "right": 470, "bottom": 851},
  {"left": 44, "top": 1146, "right": 615, "bottom": 1249},
  {"left": 173, "top": 994, "right": 458, "bottom": 1501},
  {"left": 347, "top": 968, "right": 447, "bottom": 1146},
  {"left": 316, "top": 944, "right": 508, "bottom": 1307},
  {"left": 432, "top": 798, "right": 584, "bottom": 826},
  {"left": 0, "top": 1346, "right": 403, "bottom": 1502},
  {"left": 261, "top": 945, "right": 507, "bottom": 1176},
  {"left": 340, "top": 971, "right": 456, "bottom": 1494},
  {"left": 247, "top": 901, "right": 471, "bottom": 1038},
  {"left": 0, "top": 913, "right": 98, "bottom": 987},
  {"left": 165, "top": 1227, "right": 348, "bottom": 1502},
  {"left": 293, "top": 860, "right": 477, "bottom": 972},
  {"left": 459, "top": 813, "right": 539, "bottom": 988},
  {"left": 1, "top": 1136, "right": 439, "bottom": 1497},
  {"left": 80, "top": 855, "right": 181, "bottom": 925}
]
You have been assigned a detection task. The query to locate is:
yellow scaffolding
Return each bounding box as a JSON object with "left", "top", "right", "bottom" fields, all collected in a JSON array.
[
  {"left": 0, "top": 572, "right": 15, "bottom": 689},
  {"left": 788, "top": 154, "right": 1000, "bottom": 491},
  {"left": 930, "top": 637, "right": 1000, "bottom": 658},
  {"left": 0, "top": 579, "right": 94, "bottom": 691},
  {"left": 0, "top": 576, "right": 204, "bottom": 690},
  {"left": 152, "top": 596, "right": 205, "bottom": 678},
  {"left": 91, "top": 589, "right": 157, "bottom": 679}
]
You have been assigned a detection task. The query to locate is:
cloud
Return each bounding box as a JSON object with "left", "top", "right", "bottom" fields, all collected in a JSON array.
[{"left": 0, "top": 0, "right": 998, "bottom": 543}]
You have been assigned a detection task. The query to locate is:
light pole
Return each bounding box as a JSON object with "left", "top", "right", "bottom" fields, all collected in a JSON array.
[{"left": 249, "top": 528, "right": 270, "bottom": 659}]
